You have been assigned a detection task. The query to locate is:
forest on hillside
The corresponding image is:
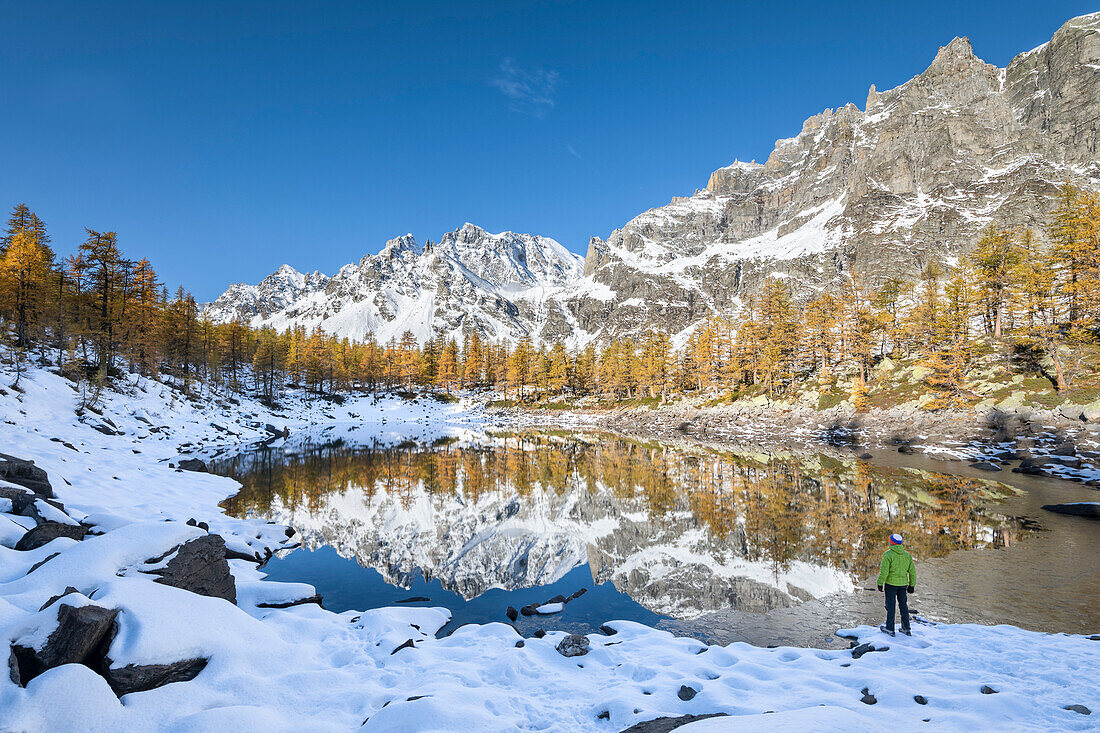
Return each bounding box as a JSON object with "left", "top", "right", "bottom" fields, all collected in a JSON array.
[{"left": 1, "top": 185, "right": 1098, "bottom": 408}]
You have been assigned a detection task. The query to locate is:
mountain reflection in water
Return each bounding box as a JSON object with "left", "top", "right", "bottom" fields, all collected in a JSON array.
[{"left": 217, "top": 432, "right": 1029, "bottom": 620}]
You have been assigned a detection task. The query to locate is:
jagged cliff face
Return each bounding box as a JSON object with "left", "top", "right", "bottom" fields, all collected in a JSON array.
[
  {"left": 564, "top": 14, "right": 1100, "bottom": 343},
  {"left": 207, "top": 14, "right": 1100, "bottom": 345},
  {"left": 204, "top": 223, "right": 584, "bottom": 343}
]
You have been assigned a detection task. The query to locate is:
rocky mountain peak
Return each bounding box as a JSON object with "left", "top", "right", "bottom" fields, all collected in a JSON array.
[{"left": 206, "top": 14, "right": 1100, "bottom": 348}]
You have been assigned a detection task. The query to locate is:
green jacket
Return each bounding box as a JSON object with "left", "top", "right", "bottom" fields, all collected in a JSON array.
[{"left": 877, "top": 545, "right": 916, "bottom": 587}]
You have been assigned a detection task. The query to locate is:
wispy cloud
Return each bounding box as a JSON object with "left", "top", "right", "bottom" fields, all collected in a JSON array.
[
  {"left": 490, "top": 58, "right": 560, "bottom": 117},
  {"left": 564, "top": 143, "right": 582, "bottom": 160}
]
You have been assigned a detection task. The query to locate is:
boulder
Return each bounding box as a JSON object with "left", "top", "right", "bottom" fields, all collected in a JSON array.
[
  {"left": 150, "top": 534, "right": 237, "bottom": 604},
  {"left": 677, "top": 684, "right": 698, "bottom": 701},
  {"left": 1083, "top": 400, "right": 1100, "bottom": 423},
  {"left": 177, "top": 458, "right": 208, "bottom": 473},
  {"left": 980, "top": 685, "right": 997, "bottom": 694},
  {"left": 555, "top": 634, "right": 589, "bottom": 657},
  {"left": 1041, "top": 503, "right": 1100, "bottom": 520},
  {"left": 505, "top": 606, "right": 518, "bottom": 622},
  {"left": 15, "top": 521, "right": 87, "bottom": 551},
  {"left": 1064, "top": 704, "right": 1091, "bottom": 715},
  {"left": 851, "top": 643, "right": 888, "bottom": 659},
  {"left": 0, "top": 455, "right": 53, "bottom": 497},
  {"left": 10, "top": 603, "right": 118, "bottom": 686},
  {"left": 914, "top": 695, "right": 928, "bottom": 705},
  {"left": 102, "top": 658, "right": 208, "bottom": 696},
  {"left": 619, "top": 714, "right": 729, "bottom": 733},
  {"left": 860, "top": 687, "right": 878, "bottom": 705}
]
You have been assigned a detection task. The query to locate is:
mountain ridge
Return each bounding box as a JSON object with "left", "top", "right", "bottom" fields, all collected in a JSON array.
[{"left": 206, "top": 13, "right": 1100, "bottom": 346}]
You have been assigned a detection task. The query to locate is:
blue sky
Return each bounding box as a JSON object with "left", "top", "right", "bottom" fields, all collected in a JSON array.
[{"left": 1, "top": 1, "right": 1094, "bottom": 300}]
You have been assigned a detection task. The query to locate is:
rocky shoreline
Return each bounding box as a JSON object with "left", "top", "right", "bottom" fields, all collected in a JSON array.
[{"left": 492, "top": 398, "right": 1100, "bottom": 488}]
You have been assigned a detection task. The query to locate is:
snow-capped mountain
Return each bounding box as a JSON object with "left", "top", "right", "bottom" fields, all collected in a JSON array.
[
  {"left": 207, "top": 13, "right": 1100, "bottom": 345},
  {"left": 204, "top": 223, "right": 584, "bottom": 344}
]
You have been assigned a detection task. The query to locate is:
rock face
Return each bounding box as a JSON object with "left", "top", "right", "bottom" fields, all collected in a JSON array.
[
  {"left": 204, "top": 224, "right": 584, "bottom": 344},
  {"left": 150, "top": 535, "right": 237, "bottom": 604},
  {"left": 205, "top": 14, "right": 1100, "bottom": 346}
]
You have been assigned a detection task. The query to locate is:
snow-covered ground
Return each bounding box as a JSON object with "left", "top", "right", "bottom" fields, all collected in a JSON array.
[{"left": 1, "top": 365, "right": 1098, "bottom": 731}]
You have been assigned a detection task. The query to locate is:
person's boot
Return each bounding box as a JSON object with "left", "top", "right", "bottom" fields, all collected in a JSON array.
[
  {"left": 879, "top": 624, "right": 895, "bottom": 637},
  {"left": 900, "top": 627, "right": 912, "bottom": 636}
]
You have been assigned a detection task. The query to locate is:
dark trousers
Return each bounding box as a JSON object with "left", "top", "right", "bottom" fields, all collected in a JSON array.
[{"left": 884, "top": 584, "right": 910, "bottom": 630}]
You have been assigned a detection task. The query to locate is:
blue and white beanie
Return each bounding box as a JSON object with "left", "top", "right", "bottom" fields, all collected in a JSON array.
[{"left": 889, "top": 533, "right": 903, "bottom": 545}]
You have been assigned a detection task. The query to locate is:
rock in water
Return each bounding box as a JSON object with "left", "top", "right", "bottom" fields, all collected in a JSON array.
[
  {"left": 555, "top": 634, "right": 590, "bottom": 657},
  {"left": 150, "top": 534, "right": 237, "bottom": 604},
  {"left": 1042, "top": 503, "right": 1100, "bottom": 520},
  {"left": 15, "top": 522, "right": 87, "bottom": 551},
  {"left": 177, "top": 458, "right": 208, "bottom": 473},
  {"left": 505, "top": 606, "right": 518, "bottom": 622}
]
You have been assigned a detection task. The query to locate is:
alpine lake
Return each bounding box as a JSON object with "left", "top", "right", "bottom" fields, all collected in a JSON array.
[{"left": 208, "top": 429, "right": 1100, "bottom": 648}]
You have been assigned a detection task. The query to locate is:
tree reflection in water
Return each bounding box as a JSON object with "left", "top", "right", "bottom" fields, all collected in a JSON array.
[{"left": 218, "top": 431, "right": 1027, "bottom": 586}]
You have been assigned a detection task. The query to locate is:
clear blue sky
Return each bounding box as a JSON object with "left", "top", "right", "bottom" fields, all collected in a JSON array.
[{"left": 1, "top": 1, "right": 1094, "bottom": 300}]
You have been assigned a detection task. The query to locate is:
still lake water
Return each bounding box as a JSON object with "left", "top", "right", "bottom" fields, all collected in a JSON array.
[{"left": 212, "top": 430, "right": 1100, "bottom": 646}]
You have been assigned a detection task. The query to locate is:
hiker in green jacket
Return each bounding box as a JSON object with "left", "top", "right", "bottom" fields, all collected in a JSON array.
[{"left": 877, "top": 532, "right": 916, "bottom": 636}]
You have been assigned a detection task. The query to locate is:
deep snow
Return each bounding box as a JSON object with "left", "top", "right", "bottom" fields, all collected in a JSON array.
[{"left": 1, "top": 365, "right": 1097, "bottom": 732}]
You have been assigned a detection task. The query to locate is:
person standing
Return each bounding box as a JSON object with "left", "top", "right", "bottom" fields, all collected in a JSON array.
[{"left": 877, "top": 532, "right": 916, "bottom": 636}]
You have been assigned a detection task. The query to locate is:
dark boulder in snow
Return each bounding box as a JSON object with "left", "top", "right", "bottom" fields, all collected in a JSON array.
[
  {"left": 620, "top": 714, "right": 729, "bottom": 732},
  {"left": 1064, "top": 704, "right": 1091, "bottom": 715},
  {"left": 555, "top": 634, "right": 590, "bottom": 657},
  {"left": 10, "top": 603, "right": 119, "bottom": 686},
  {"left": 150, "top": 534, "right": 237, "bottom": 604},
  {"left": 677, "top": 684, "right": 698, "bottom": 701},
  {"left": 102, "top": 657, "right": 209, "bottom": 696},
  {"left": 914, "top": 695, "right": 928, "bottom": 705},
  {"left": 980, "top": 685, "right": 997, "bottom": 694},
  {"left": 0, "top": 455, "right": 53, "bottom": 497},
  {"left": 177, "top": 458, "right": 208, "bottom": 473},
  {"left": 860, "top": 687, "right": 878, "bottom": 704},
  {"left": 15, "top": 521, "right": 87, "bottom": 551},
  {"left": 851, "top": 643, "right": 888, "bottom": 659}
]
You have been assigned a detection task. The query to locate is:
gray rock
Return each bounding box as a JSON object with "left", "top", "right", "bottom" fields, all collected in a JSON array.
[
  {"left": 10, "top": 603, "right": 119, "bottom": 686},
  {"left": 980, "top": 685, "right": 997, "bottom": 694},
  {"left": 677, "top": 684, "right": 698, "bottom": 701},
  {"left": 256, "top": 593, "right": 323, "bottom": 609},
  {"left": 914, "top": 695, "right": 928, "bottom": 705},
  {"left": 555, "top": 634, "right": 590, "bottom": 657},
  {"left": 102, "top": 658, "right": 208, "bottom": 696},
  {"left": 505, "top": 606, "right": 518, "bottom": 622},
  {"left": 150, "top": 535, "right": 237, "bottom": 604},
  {"left": 851, "top": 643, "right": 888, "bottom": 659},
  {"left": 15, "top": 522, "right": 87, "bottom": 551},
  {"left": 177, "top": 458, "right": 208, "bottom": 473},
  {"left": 861, "top": 687, "right": 878, "bottom": 705},
  {"left": 1042, "top": 503, "right": 1100, "bottom": 520},
  {"left": 619, "top": 714, "right": 728, "bottom": 733},
  {"left": 1064, "top": 704, "right": 1091, "bottom": 715},
  {"left": 0, "top": 455, "right": 53, "bottom": 497}
]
